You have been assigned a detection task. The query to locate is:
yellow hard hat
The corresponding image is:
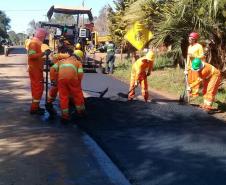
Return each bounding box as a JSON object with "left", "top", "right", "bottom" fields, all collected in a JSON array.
[
  {"left": 145, "top": 51, "right": 155, "bottom": 61},
  {"left": 41, "top": 44, "right": 50, "bottom": 52},
  {"left": 74, "top": 49, "right": 84, "bottom": 59},
  {"left": 75, "top": 43, "right": 81, "bottom": 49}
]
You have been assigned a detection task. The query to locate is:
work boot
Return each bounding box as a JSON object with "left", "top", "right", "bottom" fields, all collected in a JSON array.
[
  {"left": 30, "top": 107, "right": 45, "bottom": 115},
  {"left": 61, "top": 114, "right": 70, "bottom": 125},
  {"left": 77, "top": 110, "right": 87, "bottom": 119},
  {"left": 60, "top": 117, "right": 69, "bottom": 125},
  {"left": 45, "top": 102, "right": 57, "bottom": 115}
]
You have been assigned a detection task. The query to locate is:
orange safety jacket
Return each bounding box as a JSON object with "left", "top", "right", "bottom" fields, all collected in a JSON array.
[
  {"left": 190, "top": 62, "right": 221, "bottom": 88},
  {"left": 52, "top": 53, "right": 70, "bottom": 64},
  {"left": 28, "top": 38, "right": 44, "bottom": 70},
  {"left": 132, "top": 57, "right": 154, "bottom": 81},
  {"left": 50, "top": 56, "right": 84, "bottom": 82}
]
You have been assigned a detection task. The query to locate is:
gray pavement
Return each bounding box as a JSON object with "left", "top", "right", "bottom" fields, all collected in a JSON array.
[{"left": 0, "top": 52, "right": 130, "bottom": 185}]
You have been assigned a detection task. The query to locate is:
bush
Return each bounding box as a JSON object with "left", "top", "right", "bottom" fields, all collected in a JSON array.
[{"left": 154, "top": 53, "right": 175, "bottom": 70}]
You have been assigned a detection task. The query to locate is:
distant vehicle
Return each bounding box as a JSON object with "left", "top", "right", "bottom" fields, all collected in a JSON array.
[{"left": 1, "top": 39, "right": 13, "bottom": 56}]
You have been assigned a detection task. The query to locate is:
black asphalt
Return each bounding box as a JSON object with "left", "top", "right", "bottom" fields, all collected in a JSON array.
[{"left": 80, "top": 73, "right": 226, "bottom": 185}]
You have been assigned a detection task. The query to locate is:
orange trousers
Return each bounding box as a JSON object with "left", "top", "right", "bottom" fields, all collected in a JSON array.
[
  {"left": 202, "top": 74, "right": 221, "bottom": 104},
  {"left": 48, "top": 86, "right": 58, "bottom": 103},
  {"left": 29, "top": 68, "right": 44, "bottom": 110},
  {"left": 58, "top": 78, "right": 85, "bottom": 119},
  {"left": 128, "top": 72, "right": 149, "bottom": 101},
  {"left": 188, "top": 70, "right": 200, "bottom": 96}
]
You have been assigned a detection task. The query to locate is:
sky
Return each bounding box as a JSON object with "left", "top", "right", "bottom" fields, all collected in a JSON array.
[{"left": 1, "top": 0, "right": 114, "bottom": 34}]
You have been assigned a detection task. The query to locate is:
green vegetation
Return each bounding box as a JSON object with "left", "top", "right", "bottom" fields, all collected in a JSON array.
[{"left": 108, "top": 0, "right": 226, "bottom": 72}]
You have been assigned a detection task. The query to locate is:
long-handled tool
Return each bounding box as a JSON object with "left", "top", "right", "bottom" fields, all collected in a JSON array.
[
  {"left": 43, "top": 52, "right": 51, "bottom": 106},
  {"left": 179, "top": 59, "right": 190, "bottom": 104},
  {"left": 83, "top": 87, "right": 108, "bottom": 98},
  {"left": 117, "top": 84, "right": 138, "bottom": 99}
]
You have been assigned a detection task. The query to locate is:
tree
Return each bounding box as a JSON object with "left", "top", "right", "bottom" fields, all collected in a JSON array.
[
  {"left": 8, "top": 31, "right": 19, "bottom": 45},
  {"left": 17, "top": 32, "right": 27, "bottom": 45},
  {"left": 0, "top": 10, "right": 10, "bottom": 39},
  {"left": 121, "top": 0, "right": 226, "bottom": 72},
  {"left": 108, "top": 0, "right": 138, "bottom": 47},
  {"left": 50, "top": 14, "right": 76, "bottom": 25},
  {"left": 94, "top": 5, "right": 110, "bottom": 36},
  {"left": 27, "top": 19, "right": 40, "bottom": 36}
]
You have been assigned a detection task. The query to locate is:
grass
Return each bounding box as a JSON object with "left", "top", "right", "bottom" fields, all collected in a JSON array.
[{"left": 113, "top": 56, "right": 226, "bottom": 110}]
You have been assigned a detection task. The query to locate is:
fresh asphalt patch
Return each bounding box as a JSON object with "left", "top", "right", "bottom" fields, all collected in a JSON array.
[{"left": 78, "top": 97, "right": 226, "bottom": 185}]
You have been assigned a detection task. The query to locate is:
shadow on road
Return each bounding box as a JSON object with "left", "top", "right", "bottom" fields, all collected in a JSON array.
[{"left": 78, "top": 97, "right": 226, "bottom": 185}]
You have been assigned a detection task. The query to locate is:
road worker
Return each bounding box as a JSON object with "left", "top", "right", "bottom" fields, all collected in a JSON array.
[
  {"left": 105, "top": 40, "right": 116, "bottom": 74},
  {"left": 27, "top": 28, "right": 51, "bottom": 115},
  {"left": 128, "top": 50, "right": 155, "bottom": 102},
  {"left": 24, "top": 36, "right": 31, "bottom": 51},
  {"left": 74, "top": 43, "right": 84, "bottom": 62},
  {"left": 189, "top": 58, "right": 221, "bottom": 111},
  {"left": 45, "top": 39, "right": 71, "bottom": 115},
  {"left": 50, "top": 44, "right": 85, "bottom": 123},
  {"left": 185, "top": 32, "right": 204, "bottom": 98}
]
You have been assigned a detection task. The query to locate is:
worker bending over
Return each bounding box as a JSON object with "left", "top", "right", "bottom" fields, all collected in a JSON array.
[
  {"left": 50, "top": 45, "right": 85, "bottom": 123},
  {"left": 46, "top": 39, "right": 71, "bottom": 115},
  {"left": 128, "top": 50, "right": 155, "bottom": 102},
  {"left": 189, "top": 58, "right": 221, "bottom": 111}
]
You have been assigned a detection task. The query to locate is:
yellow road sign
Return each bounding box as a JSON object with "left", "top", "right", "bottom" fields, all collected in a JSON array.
[{"left": 124, "top": 21, "right": 153, "bottom": 50}]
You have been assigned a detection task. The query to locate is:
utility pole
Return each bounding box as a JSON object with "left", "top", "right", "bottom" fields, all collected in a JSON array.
[{"left": 82, "top": 0, "right": 85, "bottom": 26}]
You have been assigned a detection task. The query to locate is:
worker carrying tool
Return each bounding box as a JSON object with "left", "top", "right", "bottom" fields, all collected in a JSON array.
[
  {"left": 105, "top": 40, "right": 116, "bottom": 74},
  {"left": 27, "top": 28, "right": 51, "bottom": 115},
  {"left": 185, "top": 32, "right": 204, "bottom": 98},
  {"left": 128, "top": 50, "right": 155, "bottom": 102},
  {"left": 45, "top": 39, "right": 71, "bottom": 115},
  {"left": 50, "top": 44, "right": 85, "bottom": 124},
  {"left": 189, "top": 58, "right": 221, "bottom": 111}
]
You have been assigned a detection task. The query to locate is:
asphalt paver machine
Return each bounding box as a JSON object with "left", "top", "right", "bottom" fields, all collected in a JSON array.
[{"left": 46, "top": 5, "right": 102, "bottom": 72}]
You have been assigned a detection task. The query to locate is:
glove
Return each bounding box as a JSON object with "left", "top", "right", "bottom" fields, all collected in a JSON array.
[
  {"left": 51, "top": 80, "right": 57, "bottom": 86},
  {"left": 184, "top": 70, "right": 188, "bottom": 75},
  {"left": 44, "top": 49, "right": 51, "bottom": 56},
  {"left": 186, "top": 86, "right": 191, "bottom": 92}
]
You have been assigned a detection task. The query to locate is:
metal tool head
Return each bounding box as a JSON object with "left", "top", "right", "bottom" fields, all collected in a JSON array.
[
  {"left": 117, "top": 92, "right": 128, "bottom": 99},
  {"left": 99, "top": 87, "right": 108, "bottom": 98}
]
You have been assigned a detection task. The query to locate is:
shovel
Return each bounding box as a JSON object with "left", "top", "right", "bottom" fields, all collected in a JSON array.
[
  {"left": 117, "top": 84, "right": 138, "bottom": 99},
  {"left": 83, "top": 87, "right": 108, "bottom": 98},
  {"left": 179, "top": 59, "right": 190, "bottom": 104}
]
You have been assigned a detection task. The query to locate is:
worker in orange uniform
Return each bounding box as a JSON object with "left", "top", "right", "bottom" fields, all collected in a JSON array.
[
  {"left": 128, "top": 50, "right": 155, "bottom": 102},
  {"left": 189, "top": 58, "right": 221, "bottom": 111},
  {"left": 50, "top": 46, "right": 85, "bottom": 123},
  {"left": 185, "top": 32, "right": 204, "bottom": 98},
  {"left": 27, "top": 28, "right": 50, "bottom": 115},
  {"left": 45, "top": 40, "right": 71, "bottom": 115},
  {"left": 24, "top": 36, "right": 31, "bottom": 51}
]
